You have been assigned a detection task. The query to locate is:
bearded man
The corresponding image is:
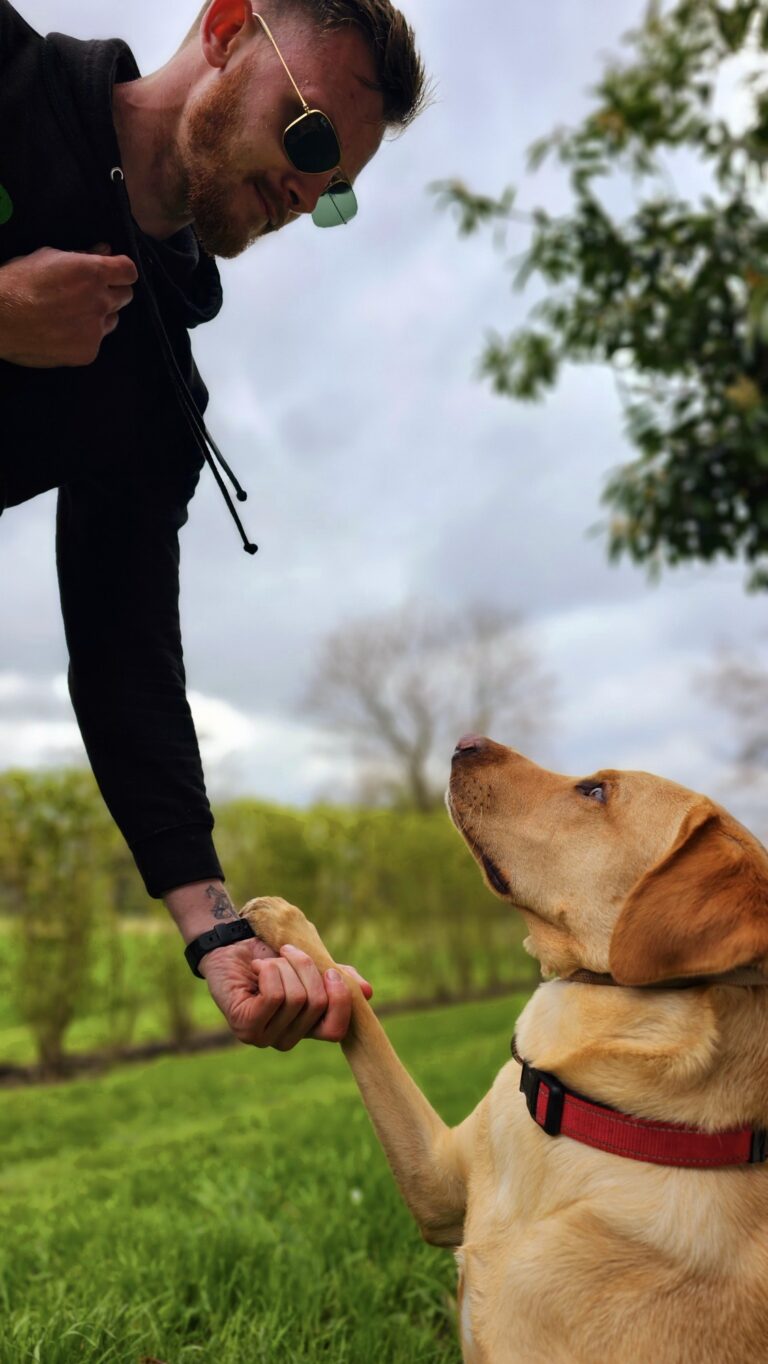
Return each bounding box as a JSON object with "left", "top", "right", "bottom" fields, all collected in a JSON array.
[{"left": 0, "top": 0, "right": 425, "bottom": 1047}]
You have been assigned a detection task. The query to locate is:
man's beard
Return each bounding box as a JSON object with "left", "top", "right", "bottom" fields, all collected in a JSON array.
[{"left": 179, "top": 58, "right": 264, "bottom": 259}]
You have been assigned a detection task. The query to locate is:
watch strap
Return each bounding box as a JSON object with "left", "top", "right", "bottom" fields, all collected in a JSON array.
[{"left": 184, "top": 918, "right": 256, "bottom": 978}]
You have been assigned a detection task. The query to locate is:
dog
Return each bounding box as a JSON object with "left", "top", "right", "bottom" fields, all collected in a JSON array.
[{"left": 243, "top": 737, "right": 768, "bottom": 1364}]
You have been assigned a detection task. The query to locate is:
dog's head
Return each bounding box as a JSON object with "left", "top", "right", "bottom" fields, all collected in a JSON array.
[{"left": 447, "top": 736, "right": 768, "bottom": 986}]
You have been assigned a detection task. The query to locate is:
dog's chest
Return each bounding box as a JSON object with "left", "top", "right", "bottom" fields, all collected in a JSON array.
[{"left": 457, "top": 1065, "right": 768, "bottom": 1363}]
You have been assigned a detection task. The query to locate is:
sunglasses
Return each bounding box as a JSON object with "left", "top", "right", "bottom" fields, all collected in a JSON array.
[{"left": 252, "top": 10, "right": 358, "bottom": 228}]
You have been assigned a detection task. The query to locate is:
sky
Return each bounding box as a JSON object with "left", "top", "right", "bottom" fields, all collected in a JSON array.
[{"left": 3, "top": 0, "right": 768, "bottom": 834}]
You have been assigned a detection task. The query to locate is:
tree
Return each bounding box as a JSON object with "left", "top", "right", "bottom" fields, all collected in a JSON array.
[
  {"left": 705, "top": 643, "right": 768, "bottom": 774},
  {"left": 303, "top": 601, "right": 553, "bottom": 810},
  {"left": 0, "top": 769, "right": 118, "bottom": 1070},
  {"left": 435, "top": 0, "right": 768, "bottom": 589},
  {"left": 701, "top": 642, "right": 768, "bottom": 832}
]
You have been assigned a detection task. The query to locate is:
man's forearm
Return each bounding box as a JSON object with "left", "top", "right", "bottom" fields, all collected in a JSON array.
[
  {"left": 57, "top": 476, "right": 224, "bottom": 901},
  {"left": 164, "top": 879, "right": 239, "bottom": 943}
]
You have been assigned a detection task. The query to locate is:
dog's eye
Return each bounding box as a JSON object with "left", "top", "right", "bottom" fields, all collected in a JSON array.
[{"left": 576, "top": 781, "right": 607, "bottom": 804}]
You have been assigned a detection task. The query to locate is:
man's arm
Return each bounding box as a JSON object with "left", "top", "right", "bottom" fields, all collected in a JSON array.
[
  {"left": 56, "top": 470, "right": 365, "bottom": 1047},
  {"left": 56, "top": 469, "right": 223, "bottom": 894}
]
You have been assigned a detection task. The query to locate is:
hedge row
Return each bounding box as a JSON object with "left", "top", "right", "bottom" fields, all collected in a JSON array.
[{"left": 0, "top": 770, "right": 537, "bottom": 1069}]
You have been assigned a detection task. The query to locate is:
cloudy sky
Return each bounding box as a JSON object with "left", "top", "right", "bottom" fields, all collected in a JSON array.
[{"left": 4, "top": 0, "right": 768, "bottom": 833}]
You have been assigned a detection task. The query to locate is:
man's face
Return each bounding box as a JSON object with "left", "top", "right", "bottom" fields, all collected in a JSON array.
[{"left": 177, "top": 19, "right": 385, "bottom": 258}]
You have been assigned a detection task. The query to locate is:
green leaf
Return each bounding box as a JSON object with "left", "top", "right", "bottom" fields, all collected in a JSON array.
[
  {"left": 747, "top": 564, "right": 768, "bottom": 589},
  {"left": 713, "top": 2, "right": 757, "bottom": 51},
  {"left": 437, "top": 0, "right": 768, "bottom": 592},
  {"left": 429, "top": 179, "right": 514, "bottom": 237}
]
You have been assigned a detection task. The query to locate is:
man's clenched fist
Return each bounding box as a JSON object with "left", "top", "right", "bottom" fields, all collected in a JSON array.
[
  {"left": 201, "top": 939, "right": 373, "bottom": 1051},
  {"left": 0, "top": 243, "right": 138, "bottom": 367},
  {"left": 164, "top": 880, "right": 372, "bottom": 1051}
]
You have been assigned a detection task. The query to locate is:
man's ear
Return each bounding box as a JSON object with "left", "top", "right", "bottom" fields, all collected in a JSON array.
[
  {"left": 609, "top": 802, "right": 768, "bottom": 987},
  {"left": 200, "top": 0, "right": 252, "bottom": 68}
]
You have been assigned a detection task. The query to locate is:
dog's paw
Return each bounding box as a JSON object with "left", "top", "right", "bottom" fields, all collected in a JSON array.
[{"left": 241, "top": 895, "right": 327, "bottom": 959}]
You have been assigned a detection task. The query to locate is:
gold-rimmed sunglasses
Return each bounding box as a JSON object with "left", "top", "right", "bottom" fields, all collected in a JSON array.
[{"left": 251, "top": 10, "right": 357, "bottom": 227}]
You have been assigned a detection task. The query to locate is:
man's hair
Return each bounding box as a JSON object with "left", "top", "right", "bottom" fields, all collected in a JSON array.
[{"left": 181, "top": 0, "right": 427, "bottom": 130}]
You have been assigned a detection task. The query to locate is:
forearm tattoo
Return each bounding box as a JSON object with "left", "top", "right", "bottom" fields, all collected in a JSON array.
[{"left": 205, "top": 884, "right": 238, "bottom": 922}]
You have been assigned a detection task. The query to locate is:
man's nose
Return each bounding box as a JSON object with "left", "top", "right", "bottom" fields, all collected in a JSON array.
[{"left": 283, "top": 172, "right": 326, "bottom": 217}]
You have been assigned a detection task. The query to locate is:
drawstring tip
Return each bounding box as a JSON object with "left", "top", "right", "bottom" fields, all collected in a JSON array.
[
  {"left": 236, "top": 490, "right": 248, "bottom": 503},
  {"left": 244, "top": 542, "right": 259, "bottom": 555}
]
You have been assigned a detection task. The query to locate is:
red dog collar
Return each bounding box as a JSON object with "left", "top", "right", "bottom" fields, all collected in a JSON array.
[{"left": 511, "top": 1037, "right": 768, "bottom": 1167}]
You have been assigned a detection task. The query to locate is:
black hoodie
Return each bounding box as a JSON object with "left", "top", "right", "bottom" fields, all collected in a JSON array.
[{"left": 0, "top": 0, "right": 244, "bottom": 897}]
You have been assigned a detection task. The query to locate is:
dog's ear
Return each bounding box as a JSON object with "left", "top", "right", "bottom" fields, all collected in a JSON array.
[{"left": 609, "top": 802, "right": 768, "bottom": 987}]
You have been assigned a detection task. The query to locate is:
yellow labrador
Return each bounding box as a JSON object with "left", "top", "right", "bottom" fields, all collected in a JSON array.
[{"left": 243, "top": 738, "right": 768, "bottom": 1364}]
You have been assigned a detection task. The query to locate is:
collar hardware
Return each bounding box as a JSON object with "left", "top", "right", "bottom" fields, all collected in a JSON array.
[{"left": 519, "top": 1060, "right": 566, "bottom": 1136}]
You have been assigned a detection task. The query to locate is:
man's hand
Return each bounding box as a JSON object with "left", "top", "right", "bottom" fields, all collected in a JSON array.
[
  {"left": 200, "top": 940, "right": 373, "bottom": 1051},
  {"left": 0, "top": 244, "right": 138, "bottom": 367},
  {"left": 164, "top": 879, "right": 372, "bottom": 1051}
]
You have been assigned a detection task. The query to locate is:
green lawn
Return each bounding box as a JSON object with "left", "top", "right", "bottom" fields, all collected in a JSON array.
[{"left": 0, "top": 992, "right": 531, "bottom": 1364}]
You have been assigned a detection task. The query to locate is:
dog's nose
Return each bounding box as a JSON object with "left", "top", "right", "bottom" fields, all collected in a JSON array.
[{"left": 452, "top": 734, "right": 487, "bottom": 760}]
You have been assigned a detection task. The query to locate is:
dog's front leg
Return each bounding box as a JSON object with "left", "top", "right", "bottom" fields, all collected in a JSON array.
[
  {"left": 243, "top": 896, "right": 476, "bottom": 1248},
  {"left": 341, "top": 990, "right": 480, "bottom": 1246}
]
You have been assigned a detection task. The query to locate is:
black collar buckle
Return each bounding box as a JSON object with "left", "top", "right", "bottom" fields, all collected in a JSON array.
[{"left": 519, "top": 1059, "right": 566, "bottom": 1137}]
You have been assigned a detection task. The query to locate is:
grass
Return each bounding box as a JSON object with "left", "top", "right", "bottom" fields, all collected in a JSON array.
[{"left": 0, "top": 992, "right": 532, "bottom": 1364}]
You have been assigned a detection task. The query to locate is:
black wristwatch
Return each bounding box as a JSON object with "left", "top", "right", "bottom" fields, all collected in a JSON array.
[{"left": 184, "top": 919, "right": 256, "bottom": 978}]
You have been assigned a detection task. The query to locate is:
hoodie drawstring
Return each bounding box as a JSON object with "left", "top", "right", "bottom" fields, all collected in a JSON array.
[{"left": 109, "top": 167, "right": 258, "bottom": 554}]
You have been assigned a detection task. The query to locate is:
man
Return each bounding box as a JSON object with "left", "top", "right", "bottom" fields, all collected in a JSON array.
[{"left": 0, "top": 0, "right": 425, "bottom": 1047}]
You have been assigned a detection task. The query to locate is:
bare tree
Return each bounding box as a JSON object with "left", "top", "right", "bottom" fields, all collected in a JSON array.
[
  {"left": 705, "top": 645, "right": 768, "bottom": 784},
  {"left": 303, "top": 600, "right": 554, "bottom": 810}
]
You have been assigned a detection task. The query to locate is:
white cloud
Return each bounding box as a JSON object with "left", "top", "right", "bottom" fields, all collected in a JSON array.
[
  {"left": 0, "top": 671, "right": 359, "bottom": 805},
  {"left": 187, "top": 690, "right": 262, "bottom": 767},
  {"left": 0, "top": 720, "right": 82, "bottom": 768},
  {"left": 0, "top": 672, "right": 80, "bottom": 768}
]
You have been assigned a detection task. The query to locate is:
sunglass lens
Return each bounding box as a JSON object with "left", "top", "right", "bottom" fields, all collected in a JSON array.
[
  {"left": 312, "top": 182, "right": 358, "bottom": 228},
  {"left": 284, "top": 111, "right": 340, "bottom": 174}
]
